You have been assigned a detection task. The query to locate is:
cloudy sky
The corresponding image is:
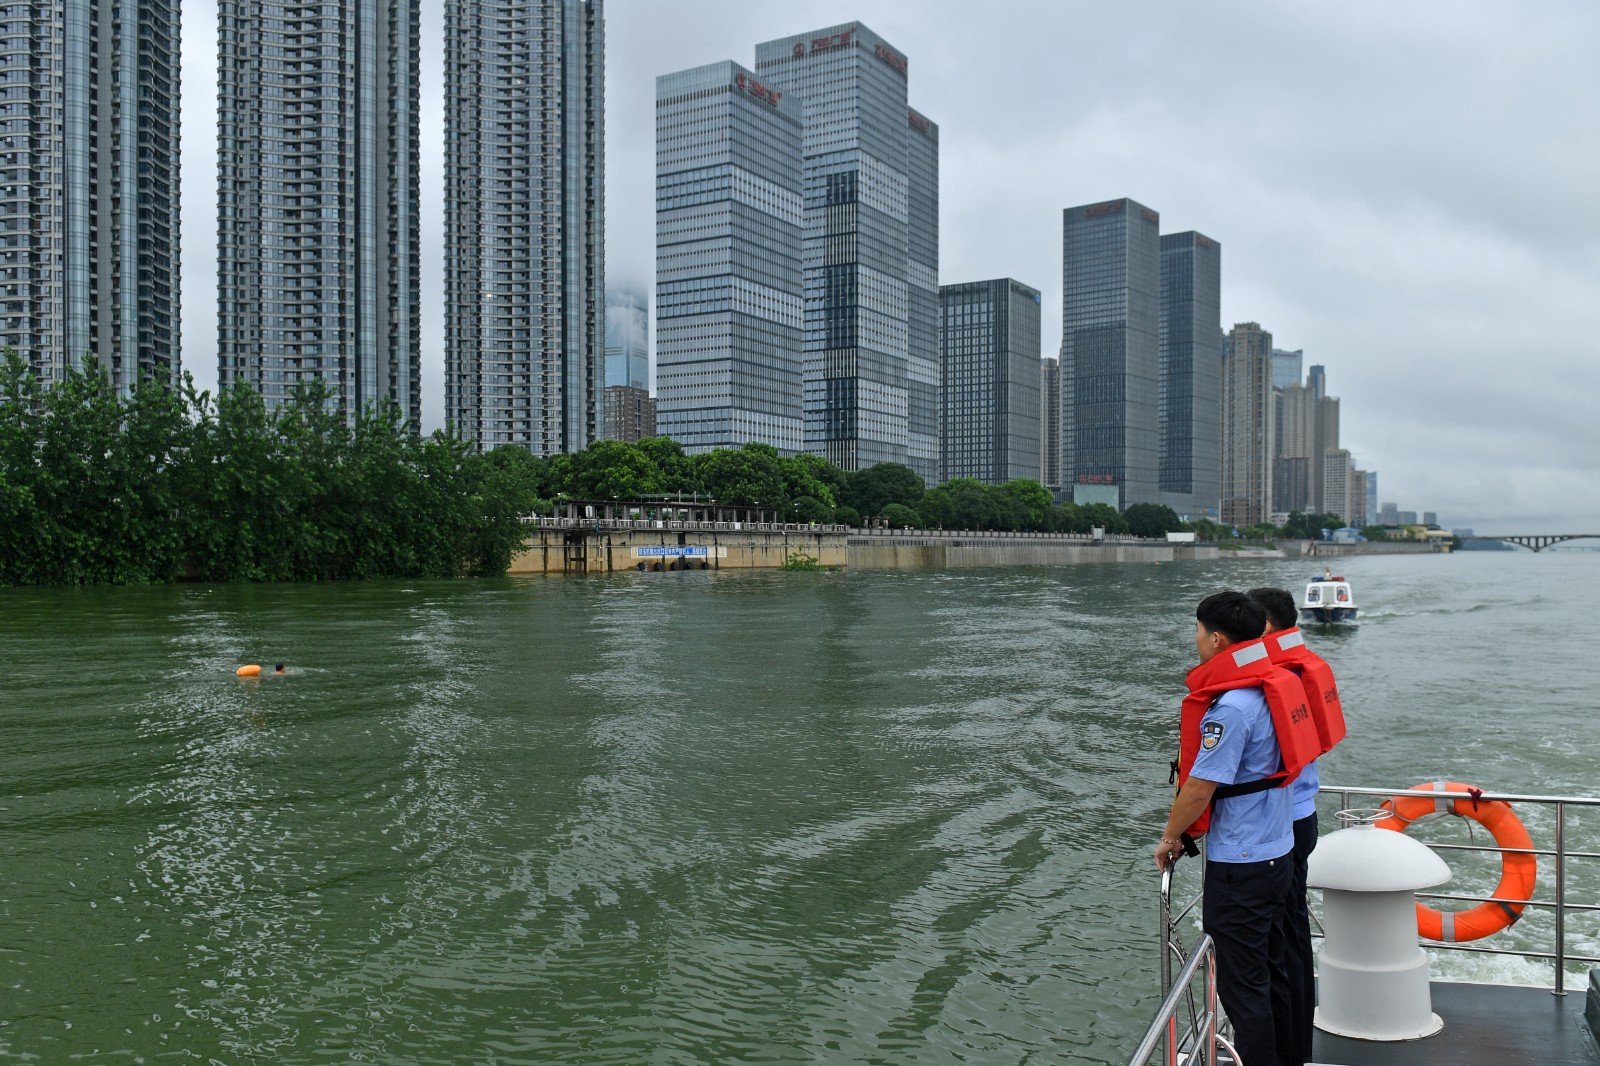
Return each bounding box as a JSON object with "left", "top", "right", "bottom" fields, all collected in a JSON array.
[{"left": 178, "top": 1, "right": 1600, "bottom": 533}]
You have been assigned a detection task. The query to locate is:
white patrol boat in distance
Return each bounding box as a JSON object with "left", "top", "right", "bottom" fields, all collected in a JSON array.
[{"left": 1301, "top": 570, "right": 1358, "bottom": 624}]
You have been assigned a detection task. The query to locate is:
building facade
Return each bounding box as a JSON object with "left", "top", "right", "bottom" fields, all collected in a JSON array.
[
  {"left": 1040, "top": 355, "right": 1061, "bottom": 495},
  {"left": 2, "top": 0, "right": 181, "bottom": 392},
  {"left": 603, "top": 385, "right": 655, "bottom": 443},
  {"left": 1158, "top": 230, "right": 1222, "bottom": 518},
  {"left": 1321, "top": 448, "right": 1353, "bottom": 524},
  {"left": 1350, "top": 469, "right": 1370, "bottom": 527},
  {"left": 939, "top": 278, "right": 1041, "bottom": 485},
  {"left": 653, "top": 60, "right": 804, "bottom": 454},
  {"left": 604, "top": 287, "right": 648, "bottom": 392},
  {"left": 1220, "top": 322, "right": 1275, "bottom": 527},
  {"left": 754, "top": 24, "right": 939, "bottom": 482},
  {"left": 444, "top": 0, "right": 603, "bottom": 452},
  {"left": 1061, "top": 197, "right": 1162, "bottom": 509},
  {"left": 218, "top": 0, "right": 419, "bottom": 421}
]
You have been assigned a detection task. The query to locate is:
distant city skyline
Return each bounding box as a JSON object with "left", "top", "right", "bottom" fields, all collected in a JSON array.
[{"left": 161, "top": 1, "right": 1599, "bottom": 528}]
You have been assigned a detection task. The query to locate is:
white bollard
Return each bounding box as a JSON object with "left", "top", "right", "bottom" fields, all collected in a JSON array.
[{"left": 1308, "top": 810, "right": 1452, "bottom": 1041}]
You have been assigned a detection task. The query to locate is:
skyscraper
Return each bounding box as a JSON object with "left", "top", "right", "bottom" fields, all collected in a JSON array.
[
  {"left": 1, "top": 0, "right": 181, "bottom": 392},
  {"left": 939, "top": 278, "right": 1041, "bottom": 485},
  {"left": 1271, "top": 348, "right": 1303, "bottom": 391},
  {"left": 1061, "top": 197, "right": 1161, "bottom": 509},
  {"left": 1220, "top": 322, "right": 1275, "bottom": 527},
  {"left": 754, "top": 24, "right": 939, "bottom": 482},
  {"left": 218, "top": 0, "right": 419, "bottom": 422},
  {"left": 1322, "top": 448, "right": 1353, "bottom": 523},
  {"left": 1159, "top": 231, "right": 1222, "bottom": 518},
  {"left": 1040, "top": 355, "right": 1062, "bottom": 495},
  {"left": 444, "top": 0, "right": 603, "bottom": 453},
  {"left": 603, "top": 288, "right": 648, "bottom": 392},
  {"left": 654, "top": 60, "right": 804, "bottom": 453}
]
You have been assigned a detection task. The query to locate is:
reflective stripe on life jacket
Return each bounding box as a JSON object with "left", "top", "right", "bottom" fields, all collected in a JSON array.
[
  {"left": 1266, "top": 627, "right": 1347, "bottom": 754},
  {"left": 1175, "top": 637, "right": 1318, "bottom": 836}
]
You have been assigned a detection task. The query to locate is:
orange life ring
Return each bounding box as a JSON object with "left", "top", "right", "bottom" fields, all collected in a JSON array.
[
  {"left": 236, "top": 664, "right": 262, "bottom": 677},
  {"left": 1378, "top": 780, "right": 1536, "bottom": 942}
]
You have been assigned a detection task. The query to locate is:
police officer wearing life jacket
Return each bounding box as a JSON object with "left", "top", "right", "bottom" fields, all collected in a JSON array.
[
  {"left": 1155, "top": 590, "right": 1317, "bottom": 1066},
  {"left": 1249, "top": 586, "right": 1348, "bottom": 1066}
]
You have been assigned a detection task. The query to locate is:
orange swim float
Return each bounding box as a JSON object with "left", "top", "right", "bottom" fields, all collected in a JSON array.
[
  {"left": 236, "top": 664, "right": 261, "bottom": 677},
  {"left": 1378, "top": 780, "right": 1536, "bottom": 942}
]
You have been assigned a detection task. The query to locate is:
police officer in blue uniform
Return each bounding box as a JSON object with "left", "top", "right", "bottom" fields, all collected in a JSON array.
[{"left": 1155, "top": 591, "right": 1297, "bottom": 1066}]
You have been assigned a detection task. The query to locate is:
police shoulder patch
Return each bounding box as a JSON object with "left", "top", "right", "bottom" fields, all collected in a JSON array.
[{"left": 1200, "top": 721, "right": 1225, "bottom": 751}]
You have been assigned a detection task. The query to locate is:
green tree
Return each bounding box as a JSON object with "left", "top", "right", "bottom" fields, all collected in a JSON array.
[
  {"left": 1047, "top": 501, "right": 1087, "bottom": 533},
  {"left": 880, "top": 502, "right": 921, "bottom": 529},
  {"left": 998, "top": 479, "right": 1053, "bottom": 530},
  {"left": 834, "top": 504, "right": 861, "bottom": 528},
  {"left": 844, "top": 462, "right": 924, "bottom": 517},
  {"left": 1123, "top": 502, "right": 1185, "bottom": 539},
  {"left": 787, "top": 495, "right": 833, "bottom": 523},
  {"left": 1079, "top": 502, "right": 1128, "bottom": 535},
  {"left": 782, "top": 453, "right": 846, "bottom": 509},
  {"left": 696, "top": 441, "right": 786, "bottom": 507}
]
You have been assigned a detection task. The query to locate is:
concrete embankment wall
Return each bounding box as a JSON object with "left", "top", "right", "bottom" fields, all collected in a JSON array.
[
  {"left": 847, "top": 535, "right": 1219, "bottom": 569},
  {"left": 1278, "top": 540, "right": 1443, "bottom": 558},
  {"left": 509, "top": 525, "right": 1225, "bottom": 574}
]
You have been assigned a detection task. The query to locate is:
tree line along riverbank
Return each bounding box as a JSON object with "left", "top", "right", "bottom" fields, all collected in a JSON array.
[{"left": 2, "top": 355, "right": 1373, "bottom": 587}]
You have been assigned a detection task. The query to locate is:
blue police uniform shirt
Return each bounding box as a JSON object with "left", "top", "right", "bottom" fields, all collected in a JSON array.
[
  {"left": 1291, "top": 757, "right": 1320, "bottom": 821},
  {"left": 1190, "top": 686, "right": 1294, "bottom": 863}
]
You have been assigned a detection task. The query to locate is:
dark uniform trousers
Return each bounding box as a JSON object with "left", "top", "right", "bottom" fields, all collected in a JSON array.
[
  {"left": 1202, "top": 853, "right": 1296, "bottom": 1066},
  {"left": 1284, "top": 813, "right": 1319, "bottom": 1064}
]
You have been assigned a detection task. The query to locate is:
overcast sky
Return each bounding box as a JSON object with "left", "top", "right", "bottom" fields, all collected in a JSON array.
[{"left": 178, "top": 1, "right": 1600, "bottom": 533}]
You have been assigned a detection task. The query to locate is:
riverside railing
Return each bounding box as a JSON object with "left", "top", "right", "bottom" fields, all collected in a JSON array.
[{"left": 1127, "top": 865, "right": 1234, "bottom": 1066}]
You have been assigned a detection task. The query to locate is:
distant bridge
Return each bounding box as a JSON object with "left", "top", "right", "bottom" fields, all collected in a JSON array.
[{"left": 1463, "top": 534, "right": 1600, "bottom": 553}]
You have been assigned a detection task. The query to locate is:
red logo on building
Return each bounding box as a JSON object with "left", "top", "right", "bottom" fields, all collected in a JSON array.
[
  {"left": 875, "top": 42, "right": 907, "bottom": 76},
  {"left": 1086, "top": 201, "right": 1125, "bottom": 218},
  {"left": 736, "top": 71, "right": 782, "bottom": 106},
  {"left": 809, "top": 30, "right": 852, "bottom": 53},
  {"left": 908, "top": 110, "right": 929, "bottom": 132},
  {"left": 1140, "top": 208, "right": 1159, "bottom": 223}
]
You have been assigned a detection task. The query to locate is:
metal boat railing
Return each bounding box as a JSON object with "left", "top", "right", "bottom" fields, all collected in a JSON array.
[
  {"left": 1325, "top": 784, "right": 1600, "bottom": 996},
  {"left": 1130, "top": 782, "right": 1599, "bottom": 1063}
]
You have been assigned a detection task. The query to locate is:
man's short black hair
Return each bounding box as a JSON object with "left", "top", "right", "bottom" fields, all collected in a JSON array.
[
  {"left": 1246, "top": 587, "right": 1298, "bottom": 631},
  {"left": 1196, "top": 590, "right": 1267, "bottom": 644}
]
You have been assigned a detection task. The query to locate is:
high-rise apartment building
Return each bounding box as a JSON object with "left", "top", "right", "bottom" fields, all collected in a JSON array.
[
  {"left": 654, "top": 60, "right": 804, "bottom": 454},
  {"left": 754, "top": 24, "right": 939, "bottom": 482},
  {"left": 1366, "top": 472, "right": 1379, "bottom": 526},
  {"left": 1, "top": 0, "right": 181, "bottom": 392},
  {"left": 603, "top": 386, "right": 655, "bottom": 443},
  {"left": 444, "top": 0, "right": 603, "bottom": 452},
  {"left": 604, "top": 288, "right": 648, "bottom": 392},
  {"left": 218, "top": 0, "right": 419, "bottom": 422},
  {"left": 1220, "top": 322, "right": 1275, "bottom": 527},
  {"left": 1277, "top": 367, "right": 1340, "bottom": 515},
  {"left": 1040, "top": 355, "right": 1062, "bottom": 495},
  {"left": 1158, "top": 231, "right": 1222, "bottom": 518},
  {"left": 1061, "top": 197, "right": 1161, "bottom": 509},
  {"left": 1350, "top": 469, "right": 1370, "bottom": 527},
  {"left": 939, "top": 278, "right": 1041, "bottom": 485},
  {"left": 1322, "top": 448, "right": 1353, "bottom": 523}
]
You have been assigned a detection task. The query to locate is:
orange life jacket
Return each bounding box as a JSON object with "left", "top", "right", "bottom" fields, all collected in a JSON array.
[
  {"left": 1174, "top": 638, "right": 1318, "bottom": 836},
  {"left": 1264, "top": 627, "right": 1346, "bottom": 754}
]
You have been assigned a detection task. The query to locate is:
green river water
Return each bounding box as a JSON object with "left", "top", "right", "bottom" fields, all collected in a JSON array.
[{"left": 3, "top": 552, "right": 1597, "bottom": 1064}]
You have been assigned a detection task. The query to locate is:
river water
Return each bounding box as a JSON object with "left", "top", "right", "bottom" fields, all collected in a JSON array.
[{"left": 3, "top": 552, "right": 1597, "bottom": 1064}]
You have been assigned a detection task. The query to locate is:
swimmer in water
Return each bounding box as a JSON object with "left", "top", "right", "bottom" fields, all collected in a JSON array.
[{"left": 273, "top": 663, "right": 287, "bottom": 676}]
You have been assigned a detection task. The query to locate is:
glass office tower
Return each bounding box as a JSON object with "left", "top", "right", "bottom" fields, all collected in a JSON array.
[
  {"left": 1060, "top": 197, "right": 1161, "bottom": 508},
  {"left": 939, "top": 278, "right": 1041, "bottom": 485},
  {"left": 217, "top": 0, "right": 420, "bottom": 423},
  {"left": 444, "top": 0, "right": 603, "bottom": 453},
  {"left": 1158, "top": 230, "right": 1222, "bottom": 518},
  {"left": 654, "top": 60, "right": 804, "bottom": 453},
  {"left": 754, "top": 24, "right": 938, "bottom": 482},
  {"left": 1, "top": 0, "right": 181, "bottom": 392}
]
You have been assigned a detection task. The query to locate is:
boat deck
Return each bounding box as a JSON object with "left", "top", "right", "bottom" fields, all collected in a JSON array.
[{"left": 1310, "top": 980, "right": 1599, "bottom": 1065}]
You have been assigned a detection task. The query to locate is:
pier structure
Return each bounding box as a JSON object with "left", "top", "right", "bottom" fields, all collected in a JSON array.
[{"left": 511, "top": 498, "right": 848, "bottom": 574}]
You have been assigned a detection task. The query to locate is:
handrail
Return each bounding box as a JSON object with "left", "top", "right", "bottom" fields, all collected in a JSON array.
[
  {"left": 1328, "top": 784, "right": 1600, "bottom": 996},
  {"left": 1128, "top": 926, "right": 1225, "bottom": 1066}
]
